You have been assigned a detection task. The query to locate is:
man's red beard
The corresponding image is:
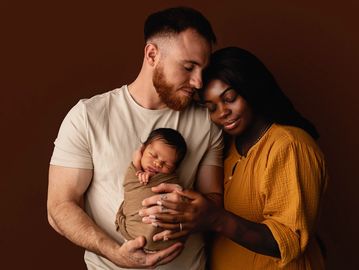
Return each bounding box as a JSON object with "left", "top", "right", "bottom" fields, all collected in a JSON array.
[{"left": 152, "top": 64, "right": 192, "bottom": 111}]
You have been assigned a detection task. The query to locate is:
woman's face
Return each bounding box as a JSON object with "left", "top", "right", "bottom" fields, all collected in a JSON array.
[{"left": 203, "top": 79, "right": 253, "bottom": 136}]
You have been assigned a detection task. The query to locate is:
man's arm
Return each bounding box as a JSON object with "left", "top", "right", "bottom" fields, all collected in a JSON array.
[
  {"left": 195, "top": 164, "right": 223, "bottom": 206},
  {"left": 47, "top": 165, "right": 183, "bottom": 268}
]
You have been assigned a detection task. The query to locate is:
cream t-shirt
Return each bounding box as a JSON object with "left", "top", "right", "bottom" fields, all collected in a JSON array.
[{"left": 50, "top": 85, "right": 223, "bottom": 270}]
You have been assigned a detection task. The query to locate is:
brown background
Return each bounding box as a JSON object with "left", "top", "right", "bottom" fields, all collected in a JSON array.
[{"left": 1, "top": 0, "right": 358, "bottom": 269}]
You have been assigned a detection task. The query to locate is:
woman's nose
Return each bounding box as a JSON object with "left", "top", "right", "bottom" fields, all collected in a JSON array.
[{"left": 218, "top": 105, "right": 230, "bottom": 119}]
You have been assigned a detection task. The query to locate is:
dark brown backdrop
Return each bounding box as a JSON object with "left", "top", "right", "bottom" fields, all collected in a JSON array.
[{"left": 1, "top": 1, "right": 358, "bottom": 269}]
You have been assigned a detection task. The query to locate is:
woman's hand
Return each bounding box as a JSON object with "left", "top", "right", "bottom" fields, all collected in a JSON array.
[{"left": 139, "top": 183, "right": 218, "bottom": 241}]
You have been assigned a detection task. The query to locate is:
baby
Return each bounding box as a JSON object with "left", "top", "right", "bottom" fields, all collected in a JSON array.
[{"left": 115, "top": 128, "right": 187, "bottom": 252}]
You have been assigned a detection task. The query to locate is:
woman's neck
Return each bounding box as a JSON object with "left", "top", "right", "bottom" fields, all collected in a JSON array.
[{"left": 235, "top": 118, "right": 272, "bottom": 156}]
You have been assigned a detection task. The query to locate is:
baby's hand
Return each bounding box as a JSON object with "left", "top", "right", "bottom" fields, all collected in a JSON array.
[
  {"left": 136, "top": 170, "right": 155, "bottom": 185},
  {"left": 133, "top": 145, "right": 145, "bottom": 168}
]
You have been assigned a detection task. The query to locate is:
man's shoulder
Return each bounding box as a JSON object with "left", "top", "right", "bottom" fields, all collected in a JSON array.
[
  {"left": 80, "top": 85, "right": 127, "bottom": 109},
  {"left": 180, "top": 102, "right": 210, "bottom": 120},
  {"left": 63, "top": 86, "right": 128, "bottom": 126}
]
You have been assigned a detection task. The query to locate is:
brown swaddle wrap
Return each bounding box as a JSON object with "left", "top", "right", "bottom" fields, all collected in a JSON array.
[{"left": 115, "top": 163, "right": 183, "bottom": 251}]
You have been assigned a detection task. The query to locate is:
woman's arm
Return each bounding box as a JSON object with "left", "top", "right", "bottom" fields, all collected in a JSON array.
[
  {"left": 147, "top": 189, "right": 280, "bottom": 258},
  {"left": 211, "top": 203, "right": 280, "bottom": 258}
]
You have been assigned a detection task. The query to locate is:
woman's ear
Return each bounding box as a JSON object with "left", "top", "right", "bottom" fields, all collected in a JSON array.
[{"left": 144, "top": 43, "right": 158, "bottom": 67}]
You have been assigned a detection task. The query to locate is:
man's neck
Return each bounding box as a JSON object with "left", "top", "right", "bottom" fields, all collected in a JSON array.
[{"left": 128, "top": 76, "right": 167, "bottom": 110}]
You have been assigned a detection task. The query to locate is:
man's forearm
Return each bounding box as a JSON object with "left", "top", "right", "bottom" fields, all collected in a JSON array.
[{"left": 48, "top": 201, "right": 121, "bottom": 263}]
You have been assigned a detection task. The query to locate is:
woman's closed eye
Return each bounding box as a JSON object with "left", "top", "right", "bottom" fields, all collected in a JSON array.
[
  {"left": 223, "top": 91, "right": 238, "bottom": 103},
  {"left": 206, "top": 103, "right": 217, "bottom": 113}
]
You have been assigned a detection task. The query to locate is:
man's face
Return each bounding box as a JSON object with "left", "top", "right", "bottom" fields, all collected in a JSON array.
[{"left": 152, "top": 29, "right": 211, "bottom": 111}]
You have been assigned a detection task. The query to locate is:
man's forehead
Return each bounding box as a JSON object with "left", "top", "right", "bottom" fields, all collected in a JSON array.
[{"left": 167, "top": 29, "right": 211, "bottom": 67}]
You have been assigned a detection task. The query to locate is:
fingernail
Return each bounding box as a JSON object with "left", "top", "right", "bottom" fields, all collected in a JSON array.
[
  {"left": 139, "top": 210, "right": 144, "bottom": 216},
  {"left": 163, "top": 236, "right": 169, "bottom": 241},
  {"left": 156, "top": 200, "right": 162, "bottom": 206},
  {"left": 142, "top": 217, "right": 150, "bottom": 222},
  {"left": 151, "top": 222, "right": 158, "bottom": 227},
  {"left": 149, "top": 215, "right": 157, "bottom": 220}
]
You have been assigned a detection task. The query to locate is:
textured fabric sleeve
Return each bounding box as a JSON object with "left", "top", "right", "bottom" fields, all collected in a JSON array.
[
  {"left": 260, "top": 138, "right": 326, "bottom": 267},
  {"left": 199, "top": 122, "right": 223, "bottom": 167},
  {"left": 50, "top": 100, "right": 93, "bottom": 169}
]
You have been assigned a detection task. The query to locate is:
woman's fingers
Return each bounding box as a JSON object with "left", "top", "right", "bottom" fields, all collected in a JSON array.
[
  {"left": 142, "top": 191, "right": 190, "bottom": 208},
  {"left": 139, "top": 205, "right": 179, "bottom": 217}
]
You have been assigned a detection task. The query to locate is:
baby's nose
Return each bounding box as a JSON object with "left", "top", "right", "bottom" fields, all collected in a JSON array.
[{"left": 153, "top": 160, "right": 163, "bottom": 168}]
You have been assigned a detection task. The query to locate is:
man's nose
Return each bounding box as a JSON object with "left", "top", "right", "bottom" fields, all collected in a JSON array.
[{"left": 190, "top": 71, "right": 203, "bottom": 89}]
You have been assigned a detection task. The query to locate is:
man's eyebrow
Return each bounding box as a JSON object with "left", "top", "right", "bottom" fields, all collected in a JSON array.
[{"left": 182, "top": 60, "right": 200, "bottom": 66}]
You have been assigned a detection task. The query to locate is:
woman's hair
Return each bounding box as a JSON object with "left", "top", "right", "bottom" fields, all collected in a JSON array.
[
  {"left": 143, "top": 128, "right": 187, "bottom": 166},
  {"left": 202, "top": 47, "right": 319, "bottom": 139}
]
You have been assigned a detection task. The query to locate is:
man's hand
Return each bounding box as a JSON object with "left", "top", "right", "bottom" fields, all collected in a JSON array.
[
  {"left": 110, "top": 236, "right": 183, "bottom": 268},
  {"left": 139, "top": 183, "right": 219, "bottom": 242},
  {"left": 48, "top": 166, "right": 183, "bottom": 268}
]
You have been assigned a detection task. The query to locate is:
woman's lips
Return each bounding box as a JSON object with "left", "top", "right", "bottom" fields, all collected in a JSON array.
[{"left": 223, "top": 118, "right": 240, "bottom": 130}]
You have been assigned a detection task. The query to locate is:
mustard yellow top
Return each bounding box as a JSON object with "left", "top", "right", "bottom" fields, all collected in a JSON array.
[{"left": 211, "top": 124, "right": 328, "bottom": 270}]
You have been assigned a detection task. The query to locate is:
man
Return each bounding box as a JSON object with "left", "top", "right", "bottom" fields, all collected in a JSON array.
[{"left": 47, "top": 7, "right": 223, "bottom": 269}]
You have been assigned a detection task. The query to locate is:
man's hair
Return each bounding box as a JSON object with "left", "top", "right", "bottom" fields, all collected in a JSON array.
[
  {"left": 144, "top": 6, "right": 216, "bottom": 45},
  {"left": 143, "top": 128, "right": 187, "bottom": 166}
]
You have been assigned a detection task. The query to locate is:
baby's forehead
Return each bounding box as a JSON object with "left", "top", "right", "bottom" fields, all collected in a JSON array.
[
  {"left": 147, "top": 139, "right": 176, "bottom": 150},
  {"left": 147, "top": 140, "right": 178, "bottom": 159}
]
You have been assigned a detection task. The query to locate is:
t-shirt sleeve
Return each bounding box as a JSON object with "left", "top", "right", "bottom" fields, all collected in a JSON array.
[
  {"left": 260, "top": 138, "right": 327, "bottom": 267},
  {"left": 199, "top": 121, "right": 223, "bottom": 167},
  {"left": 50, "top": 100, "right": 93, "bottom": 169}
]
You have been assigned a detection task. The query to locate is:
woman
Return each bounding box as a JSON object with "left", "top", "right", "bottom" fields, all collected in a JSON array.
[
  {"left": 140, "top": 47, "right": 328, "bottom": 269},
  {"left": 198, "top": 47, "right": 328, "bottom": 269}
]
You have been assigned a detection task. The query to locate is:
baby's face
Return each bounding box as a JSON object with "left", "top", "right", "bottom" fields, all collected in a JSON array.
[{"left": 141, "top": 140, "right": 178, "bottom": 174}]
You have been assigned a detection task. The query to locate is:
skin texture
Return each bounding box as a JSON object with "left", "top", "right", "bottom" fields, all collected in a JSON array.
[{"left": 47, "top": 28, "right": 223, "bottom": 268}]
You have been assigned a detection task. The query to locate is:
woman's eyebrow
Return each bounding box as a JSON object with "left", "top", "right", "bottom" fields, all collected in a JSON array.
[
  {"left": 203, "top": 87, "right": 234, "bottom": 103},
  {"left": 219, "top": 87, "right": 235, "bottom": 97}
]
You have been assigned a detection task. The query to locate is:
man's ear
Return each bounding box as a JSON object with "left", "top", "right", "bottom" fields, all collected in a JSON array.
[{"left": 144, "top": 43, "right": 159, "bottom": 67}]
